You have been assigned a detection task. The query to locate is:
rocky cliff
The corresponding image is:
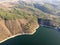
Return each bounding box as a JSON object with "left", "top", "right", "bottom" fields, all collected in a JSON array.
[{"left": 0, "top": 19, "right": 39, "bottom": 43}]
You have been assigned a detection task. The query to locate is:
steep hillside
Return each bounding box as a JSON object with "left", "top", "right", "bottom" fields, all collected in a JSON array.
[
  {"left": 0, "top": 18, "right": 39, "bottom": 42},
  {"left": 0, "top": 0, "right": 39, "bottom": 43}
]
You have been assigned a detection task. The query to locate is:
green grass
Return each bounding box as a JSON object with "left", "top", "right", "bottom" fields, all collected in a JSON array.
[{"left": 0, "top": 4, "right": 60, "bottom": 26}]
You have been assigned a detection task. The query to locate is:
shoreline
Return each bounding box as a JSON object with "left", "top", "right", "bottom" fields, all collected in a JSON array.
[{"left": 0, "top": 25, "right": 39, "bottom": 43}]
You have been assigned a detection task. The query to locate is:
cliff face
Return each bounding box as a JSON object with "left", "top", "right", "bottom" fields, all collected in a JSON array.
[
  {"left": 38, "top": 18, "right": 60, "bottom": 29},
  {"left": 0, "top": 19, "right": 39, "bottom": 42}
]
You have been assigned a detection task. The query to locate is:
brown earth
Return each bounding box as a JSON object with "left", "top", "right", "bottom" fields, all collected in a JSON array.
[{"left": 0, "top": 19, "right": 39, "bottom": 42}]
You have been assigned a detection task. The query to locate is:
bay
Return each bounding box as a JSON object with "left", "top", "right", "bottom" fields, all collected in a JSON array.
[{"left": 1, "top": 26, "right": 60, "bottom": 45}]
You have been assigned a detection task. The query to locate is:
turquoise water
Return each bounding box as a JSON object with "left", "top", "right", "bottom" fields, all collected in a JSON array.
[{"left": 1, "top": 26, "right": 60, "bottom": 45}]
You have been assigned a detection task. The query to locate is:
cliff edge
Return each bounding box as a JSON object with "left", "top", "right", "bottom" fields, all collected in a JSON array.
[{"left": 0, "top": 19, "right": 39, "bottom": 43}]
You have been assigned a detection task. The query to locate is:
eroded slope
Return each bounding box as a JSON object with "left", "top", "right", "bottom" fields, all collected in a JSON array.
[{"left": 0, "top": 18, "right": 39, "bottom": 42}]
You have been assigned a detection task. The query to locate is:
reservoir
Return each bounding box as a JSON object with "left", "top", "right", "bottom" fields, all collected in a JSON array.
[{"left": 1, "top": 26, "right": 60, "bottom": 45}]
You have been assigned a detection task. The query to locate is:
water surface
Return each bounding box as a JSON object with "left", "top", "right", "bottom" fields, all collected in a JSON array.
[{"left": 0, "top": 26, "right": 60, "bottom": 45}]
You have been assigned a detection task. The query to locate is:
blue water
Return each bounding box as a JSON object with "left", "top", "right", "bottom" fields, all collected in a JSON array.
[{"left": 0, "top": 26, "right": 60, "bottom": 45}]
